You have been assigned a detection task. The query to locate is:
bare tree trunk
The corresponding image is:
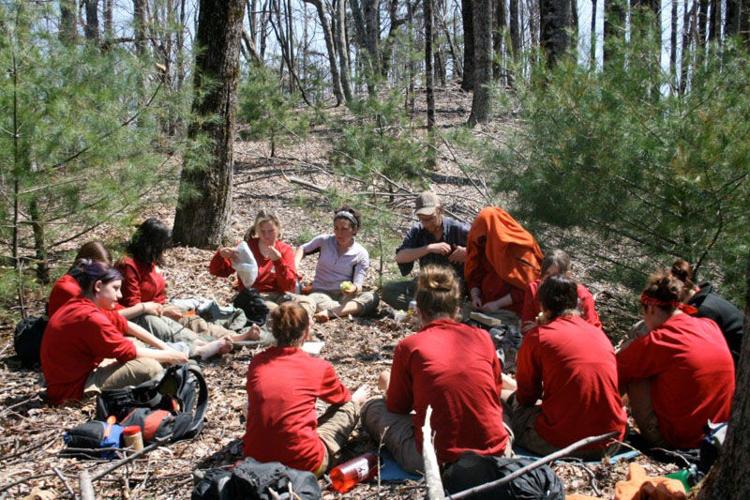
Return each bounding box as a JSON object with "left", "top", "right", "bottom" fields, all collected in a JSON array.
[
  {"left": 590, "top": 0, "right": 597, "bottom": 65},
  {"left": 425, "top": 0, "right": 436, "bottom": 130},
  {"left": 60, "top": 0, "right": 77, "bottom": 44},
  {"left": 364, "top": 0, "right": 381, "bottom": 85},
  {"left": 540, "top": 0, "right": 571, "bottom": 66},
  {"left": 305, "top": 0, "right": 344, "bottom": 104},
  {"left": 248, "top": 0, "right": 258, "bottom": 43},
  {"left": 177, "top": 0, "right": 187, "bottom": 89},
  {"left": 104, "top": 0, "right": 113, "bottom": 40},
  {"left": 494, "top": 0, "right": 505, "bottom": 81},
  {"left": 84, "top": 0, "right": 99, "bottom": 42},
  {"left": 335, "top": 0, "right": 354, "bottom": 102},
  {"left": 172, "top": 0, "right": 247, "bottom": 247},
  {"left": 670, "top": 0, "right": 678, "bottom": 82},
  {"left": 28, "top": 199, "right": 49, "bottom": 284},
  {"left": 284, "top": 0, "right": 295, "bottom": 92},
  {"left": 696, "top": 254, "right": 750, "bottom": 500},
  {"left": 260, "top": 0, "right": 269, "bottom": 58},
  {"left": 707, "top": 0, "right": 719, "bottom": 42},
  {"left": 134, "top": 0, "right": 147, "bottom": 57},
  {"left": 468, "top": 0, "right": 492, "bottom": 124},
  {"left": 407, "top": 0, "right": 416, "bottom": 113},
  {"left": 461, "top": 0, "right": 475, "bottom": 90}
]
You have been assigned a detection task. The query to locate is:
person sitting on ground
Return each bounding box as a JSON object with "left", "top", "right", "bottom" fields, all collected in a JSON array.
[
  {"left": 382, "top": 191, "right": 469, "bottom": 311},
  {"left": 509, "top": 275, "right": 626, "bottom": 458},
  {"left": 294, "top": 206, "right": 378, "bottom": 322},
  {"left": 210, "top": 210, "right": 299, "bottom": 312},
  {"left": 41, "top": 261, "right": 188, "bottom": 406},
  {"left": 361, "top": 266, "right": 511, "bottom": 474},
  {"left": 243, "top": 302, "right": 369, "bottom": 475},
  {"left": 519, "top": 249, "right": 601, "bottom": 333},
  {"left": 616, "top": 270, "right": 735, "bottom": 449},
  {"left": 117, "top": 219, "right": 257, "bottom": 355},
  {"left": 48, "top": 241, "right": 163, "bottom": 320},
  {"left": 465, "top": 207, "right": 544, "bottom": 323},
  {"left": 670, "top": 258, "right": 744, "bottom": 364}
]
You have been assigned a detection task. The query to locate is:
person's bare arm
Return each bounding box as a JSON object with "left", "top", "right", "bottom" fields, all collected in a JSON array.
[
  {"left": 118, "top": 301, "right": 163, "bottom": 319},
  {"left": 126, "top": 321, "right": 171, "bottom": 351},
  {"left": 395, "top": 243, "right": 452, "bottom": 264},
  {"left": 135, "top": 346, "right": 188, "bottom": 365}
]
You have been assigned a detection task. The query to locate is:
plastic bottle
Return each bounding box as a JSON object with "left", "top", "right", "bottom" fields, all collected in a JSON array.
[
  {"left": 122, "top": 425, "right": 144, "bottom": 452},
  {"left": 329, "top": 452, "right": 378, "bottom": 493}
]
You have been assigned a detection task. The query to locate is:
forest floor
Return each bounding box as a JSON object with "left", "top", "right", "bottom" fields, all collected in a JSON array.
[{"left": 0, "top": 86, "right": 681, "bottom": 499}]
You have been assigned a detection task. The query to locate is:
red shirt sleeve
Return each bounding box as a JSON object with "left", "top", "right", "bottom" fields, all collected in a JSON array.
[
  {"left": 272, "top": 243, "right": 298, "bottom": 292},
  {"left": 118, "top": 259, "right": 142, "bottom": 307},
  {"left": 577, "top": 285, "right": 602, "bottom": 329},
  {"left": 318, "top": 362, "right": 351, "bottom": 405},
  {"left": 104, "top": 309, "right": 128, "bottom": 333},
  {"left": 209, "top": 250, "right": 235, "bottom": 278},
  {"left": 515, "top": 328, "right": 543, "bottom": 406},
  {"left": 48, "top": 275, "right": 81, "bottom": 318},
  {"left": 616, "top": 335, "right": 664, "bottom": 391},
  {"left": 520, "top": 281, "right": 538, "bottom": 323},
  {"left": 88, "top": 311, "right": 137, "bottom": 364},
  {"left": 386, "top": 342, "right": 414, "bottom": 414}
]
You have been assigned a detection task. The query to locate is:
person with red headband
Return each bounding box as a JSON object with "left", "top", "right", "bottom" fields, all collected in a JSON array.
[{"left": 616, "top": 270, "right": 735, "bottom": 449}]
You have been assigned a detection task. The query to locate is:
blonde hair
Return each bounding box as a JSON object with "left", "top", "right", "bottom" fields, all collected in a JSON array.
[
  {"left": 415, "top": 266, "right": 461, "bottom": 321},
  {"left": 245, "top": 210, "right": 282, "bottom": 240}
]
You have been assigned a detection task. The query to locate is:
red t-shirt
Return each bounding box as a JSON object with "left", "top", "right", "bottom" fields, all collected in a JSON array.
[
  {"left": 209, "top": 239, "right": 297, "bottom": 293},
  {"left": 387, "top": 318, "right": 510, "bottom": 464},
  {"left": 243, "top": 346, "right": 351, "bottom": 472},
  {"left": 520, "top": 279, "right": 601, "bottom": 328},
  {"left": 117, "top": 256, "right": 167, "bottom": 306},
  {"left": 617, "top": 313, "right": 735, "bottom": 448},
  {"left": 41, "top": 298, "right": 135, "bottom": 405},
  {"left": 48, "top": 273, "right": 124, "bottom": 323},
  {"left": 466, "top": 256, "right": 526, "bottom": 315},
  {"left": 516, "top": 316, "right": 627, "bottom": 449}
]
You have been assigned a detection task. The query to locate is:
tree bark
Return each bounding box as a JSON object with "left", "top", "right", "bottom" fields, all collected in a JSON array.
[
  {"left": 103, "top": 0, "right": 113, "bottom": 40},
  {"left": 540, "top": 0, "right": 571, "bottom": 66},
  {"left": 468, "top": 0, "right": 492, "bottom": 125},
  {"left": 425, "top": 0, "right": 436, "bottom": 130},
  {"left": 493, "top": 0, "right": 505, "bottom": 81},
  {"left": 172, "top": 0, "right": 246, "bottom": 247},
  {"left": 697, "top": 254, "right": 750, "bottom": 500},
  {"left": 461, "top": 0, "right": 475, "bottom": 91},
  {"left": 364, "top": 0, "right": 381, "bottom": 84},
  {"left": 60, "top": 0, "right": 77, "bottom": 44},
  {"left": 509, "top": 0, "right": 520, "bottom": 60},
  {"left": 334, "top": 0, "right": 353, "bottom": 102},
  {"left": 84, "top": 0, "right": 99, "bottom": 42},
  {"left": 305, "top": 0, "right": 344, "bottom": 105},
  {"left": 133, "top": 0, "right": 147, "bottom": 57}
]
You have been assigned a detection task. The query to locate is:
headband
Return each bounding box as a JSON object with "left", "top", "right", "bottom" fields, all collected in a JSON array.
[
  {"left": 334, "top": 211, "right": 358, "bottom": 228},
  {"left": 640, "top": 292, "right": 698, "bottom": 315}
]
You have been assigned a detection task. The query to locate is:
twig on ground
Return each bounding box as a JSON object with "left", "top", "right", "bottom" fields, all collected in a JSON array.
[
  {"left": 0, "top": 394, "right": 41, "bottom": 418},
  {"left": 52, "top": 466, "right": 76, "bottom": 497},
  {"left": 422, "top": 406, "right": 445, "bottom": 500},
  {"left": 0, "top": 472, "right": 55, "bottom": 494},
  {"left": 90, "top": 439, "right": 165, "bottom": 482}
]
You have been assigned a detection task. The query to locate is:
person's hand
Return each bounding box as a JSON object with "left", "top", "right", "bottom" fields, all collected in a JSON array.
[
  {"left": 427, "top": 242, "right": 452, "bottom": 255},
  {"left": 164, "top": 350, "right": 189, "bottom": 365},
  {"left": 470, "top": 288, "right": 483, "bottom": 309},
  {"left": 142, "top": 302, "right": 163, "bottom": 316},
  {"left": 260, "top": 244, "right": 282, "bottom": 261},
  {"left": 480, "top": 300, "right": 502, "bottom": 313},
  {"left": 219, "top": 246, "right": 238, "bottom": 260},
  {"left": 162, "top": 306, "right": 183, "bottom": 321},
  {"left": 448, "top": 245, "right": 467, "bottom": 263},
  {"left": 352, "top": 385, "right": 370, "bottom": 405}
]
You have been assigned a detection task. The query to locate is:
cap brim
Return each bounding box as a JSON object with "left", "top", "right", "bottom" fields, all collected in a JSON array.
[{"left": 415, "top": 207, "right": 437, "bottom": 216}]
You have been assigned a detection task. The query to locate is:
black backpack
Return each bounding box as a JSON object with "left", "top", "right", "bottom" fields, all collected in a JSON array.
[
  {"left": 95, "top": 364, "right": 208, "bottom": 443},
  {"left": 232, "top": 288, "right": 269, "bottom": 326},
  {"left": 442, "top": 453, "right": 565, "bottom": 500},
  {"left": 14, "top": 316, "right": 48, "bottom": 369},
  {"left": 192, "top": 457, "right": 321, "bottom": 500}
]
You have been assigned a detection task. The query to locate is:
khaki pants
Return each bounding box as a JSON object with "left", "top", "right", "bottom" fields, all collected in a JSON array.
[
  {"left": 84, "top": 357, "right": 163, "bottom": 396},
  {"left": 381, "top": 279, "right": 417, "bottom": 311},
  {"left": 314, "top": 401, "right": 361, "bottom": 475},
  {"left": 361, "top": 398, "right": 424, "bottom": 474},
  {"left": 306, "top": 290, "right": 380, "bottom": 317},
  {"left": 507, "top": 395, "right": 619, "bottom": 459},
  {"left": 626, "top": 379, "right": 668, "bottom": 448}
]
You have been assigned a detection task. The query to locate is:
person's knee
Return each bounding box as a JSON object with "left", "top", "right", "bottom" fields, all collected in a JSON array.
[{"left": 138, "top": 357, "right": 164, "bottom": 380}]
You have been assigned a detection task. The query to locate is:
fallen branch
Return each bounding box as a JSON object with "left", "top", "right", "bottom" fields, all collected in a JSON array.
[
  {"left": 448, "top": 431, "right": 618, "bottom": 499},
  {"left": 90, "top": 440, "right": 165, "bottom": 482},
  {"left": 0, "top": 472, "right": 55, "bottom": 494},
  {"left": 52, "top": 466, "right": 76, "bottom": 497},
  {"left": 79, "top": 470, "right": 95, "bottom": 500},
  {"left": 422, "top": 406, "right": 445, "bottom": 500}
]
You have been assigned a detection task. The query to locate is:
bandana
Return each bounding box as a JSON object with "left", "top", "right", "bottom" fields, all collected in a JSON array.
[
  {"left": 334, "top": 211, "right": 358, "bottom": 228},
  {"left": 640, "top": 292, "right": 698, "bottom": 315}
]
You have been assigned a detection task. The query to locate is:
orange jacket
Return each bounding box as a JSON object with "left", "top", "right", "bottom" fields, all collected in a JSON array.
[{"left": 465, "top": 207, "right": 543, "bottom": 293}]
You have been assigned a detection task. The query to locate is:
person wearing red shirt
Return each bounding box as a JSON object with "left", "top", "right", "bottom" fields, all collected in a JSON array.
[
  {"left": 519, "top": 249, "right": 601, "bottom": 333},
  {"left": 243, "top": 302, "right": 369, "bottom": 474},
  {"left": 465, "top": 207, "right": 543, "bottom": 323},
  {"left": 41, "top": 261, "right": 187, "bottom": 405},
  {"left": 210, "top": 210, "right": 298, "bottom": 307},
  {"left": 362, "top": 266, "right": 511, "bottom": 473},
  {"left": 510, "top": 275, "right": 626, "bottom": 458},
  {"left": 617, "top": 270, "right": 735, "bottom": 449}
]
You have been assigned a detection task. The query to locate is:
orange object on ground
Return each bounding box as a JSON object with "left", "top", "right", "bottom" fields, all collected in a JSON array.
[
  {"left": 465, "top": 207, "right": 543, "bottom": 310},
  {"left": 615, "top": 463, "right": 687, "bottom": 500}
]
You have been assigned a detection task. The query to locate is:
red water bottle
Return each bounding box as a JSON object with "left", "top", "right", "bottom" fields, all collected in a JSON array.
[{"left": 329, "top": 452, "right": 378, "bottom": 493}]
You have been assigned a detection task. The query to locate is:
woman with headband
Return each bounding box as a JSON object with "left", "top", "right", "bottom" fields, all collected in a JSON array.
[
  {"left": 616, "top": 270, "right": 734, "bottom": 449},
  {"left": 294, "top": 206, "right": 379, "bottom": 322}
]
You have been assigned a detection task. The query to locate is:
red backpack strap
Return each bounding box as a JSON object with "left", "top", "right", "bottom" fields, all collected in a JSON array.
[{"left": 142, "top": 410, "right": 172, "bottom": 442}]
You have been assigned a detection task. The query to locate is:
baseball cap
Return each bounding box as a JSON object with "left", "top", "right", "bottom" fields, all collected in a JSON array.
[{"left": 415, "top": 191, "right": 441, "bottom": 216}]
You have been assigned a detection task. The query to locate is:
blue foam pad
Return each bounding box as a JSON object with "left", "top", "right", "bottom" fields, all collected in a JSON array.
[{"left": 377, "top": 449, "right": 422, "bottom": 482}]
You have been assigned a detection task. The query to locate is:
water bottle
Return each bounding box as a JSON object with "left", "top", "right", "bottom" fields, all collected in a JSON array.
[
  {"left": 329, "top": 452, "right": 378, "bottom": 493},
  {"left": 122, "top": 425, "right": 144, "bottom": 452}
]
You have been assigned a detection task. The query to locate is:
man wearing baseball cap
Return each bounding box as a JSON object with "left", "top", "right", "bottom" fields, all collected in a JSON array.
[{"left": 381, "top": 191, "right": 469, "bottom": 310}]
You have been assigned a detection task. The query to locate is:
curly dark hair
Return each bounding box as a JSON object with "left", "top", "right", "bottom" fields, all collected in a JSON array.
[
  {"left": 538, "top": 275, "right": 579, "bottom": 321},
  {"left": 270, "top": 302, "right": 310, "bottom": 347},
  {"left": 127, "top": 218, "right": 171, "bottom": 266},
  {"left": 643, "top": 269, "right": 684, "bottom": 312}
]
